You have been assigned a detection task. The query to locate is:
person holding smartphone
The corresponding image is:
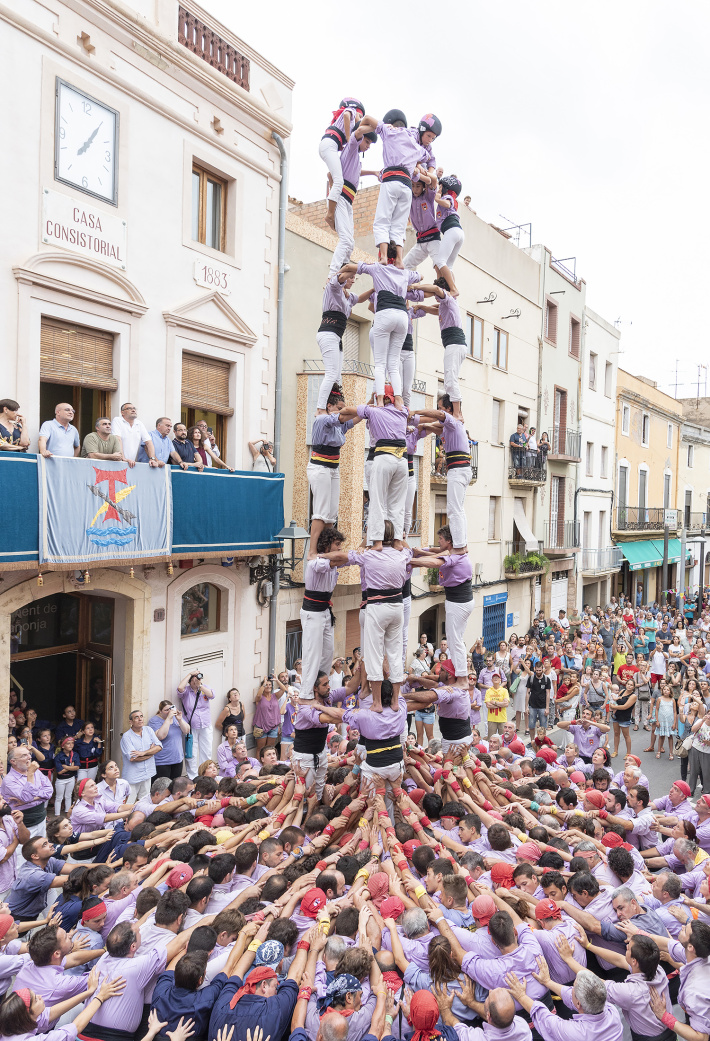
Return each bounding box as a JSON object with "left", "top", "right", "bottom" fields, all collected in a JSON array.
[
  {"left": 177, "top": 672, "right": 215, "bottom": 778},
  {"left": 148, "top": 701, "right": 190, "bottom": 779}
]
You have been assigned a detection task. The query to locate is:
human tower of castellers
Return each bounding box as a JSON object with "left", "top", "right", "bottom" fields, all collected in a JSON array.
[{"left": 0, "top": 98, "right": 708, "bottom": 1041}]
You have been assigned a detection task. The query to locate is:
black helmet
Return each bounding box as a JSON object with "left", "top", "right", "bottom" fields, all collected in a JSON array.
[
  {"left": 383, "top": 108, "right": 407, "bottom": 127},
  {"left": 340, "top": 97, "right": 365, "bottom": 116},
  {"left": 418, "top": 113, "right": 442, "bottom": 139},
  {"left": 354, "top": 119, "right": 378, "bottom": 144},
  {"left": 440, "top": 174, "right": 462, "bottom": 197}
]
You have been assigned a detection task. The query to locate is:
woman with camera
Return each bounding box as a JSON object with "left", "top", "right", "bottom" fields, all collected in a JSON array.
[
  {"left": 148, "top": 700, "right": 191, "bottom": 779},
  {"left": 177, "top": 672, "right": 215, "bottom": 779}
]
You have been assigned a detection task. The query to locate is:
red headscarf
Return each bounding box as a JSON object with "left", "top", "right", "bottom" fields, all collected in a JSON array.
[
  {"left": 491, "top": 863, "right": 515, "bottom": 889},
  {"left": 583, "top": 790, "right": 605, "bottom": 809},
  {"left": 367, "top": 872, "right": 389, "bottom": 909},
  {"left": 516, "top": 841, "right": 542, "bottom": 863},
  {"left": 409, "top": 990, "right": 441, "bottom": 1041},
  {"left": 300, "top": 888, "right": 327, "bottom": 918},
  {"left": 81, "top": 901, "right": 107, "bottom": 924},
  {"left": 535, "top": 899, "right": 563, "bottom": 922},
  {"left": 409, "top": 789, "right": 426, "bottom": 805},
  {"left": 14, "top": 989, "right": 31, "bottom": 1009},
  {"left": 0, "top": 914, "right": 14, "bottom": 940},
  {"left": 229, "top": 966, "right": 277, "bottom": 1007},
  {"left": 402, "top": 840, "right": 422, "bottom": 860},
  {"left": 380, "top": 896, "right": 405, "bottom": 921},
  {"left": 470, "top": 894, "right": 496, "bottom": 926},
  {"left": 439, "top": 659, "right": 456, "bottom": 679}
]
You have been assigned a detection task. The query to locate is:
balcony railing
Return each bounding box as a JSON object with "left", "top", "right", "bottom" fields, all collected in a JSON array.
[
  {"left": 549, "top": 426, "right": 582, "bottom": 460},
  {"left": 581, "top": 546, "right": 624, "bottom": 574},
  {"left": 684, "top": 511, "right": 709, "bottom": 530},
  {"left": 431, "top": 442, "right": 478, "bottom": 482},
  {"left": 508, "top": 446, "right": 546, "bottom": 485},
  {"left": 614, "top": 506, "right": 666, "bottom": 532},
  {"left": 544, "top": 520, "right": 580, "bottom": 551},
  {"left": 504, "top": 540, "right": 547, "bottom": 576},
  {"left": 178, "top": 6, "right": 250, "bottom": 90}
]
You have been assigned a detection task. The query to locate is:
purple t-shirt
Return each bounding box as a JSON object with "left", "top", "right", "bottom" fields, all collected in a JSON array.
[
  {"left": 322, "top": 276, "right": 356, "bottom": 316},
  {"left": 376, "top": 123, "right": 428, "bottom": 174},
  {"left": 253, "top": 692, "right": 281, "bottom": 732},
  {"left": 340, "top": 132, "right": 362, "bottom": 184},
  {"left": 436, "top": 194, "right": 458, "bottom": 228},
  {"left": 438, "top": 292, "right": 462, "bottom": 331},
  {"left": 409, "top": 186, "right": 438, "bottom": 234},
  {"left": 356, "top": 403, "right": 408, "bottom": 443},
  {"left": 441, "top": 413, "right": 469, "bottom": 453},
  {"left": 304, "top": 557, "right": 338, "bottom": 593},
  {"left": 438, "top": 554, "right": 473, "bottom": 588},
  {"left": 347, "top": 546, "right": 413, "bottom": 592},
  {"left": 356, "top": 262, "right": 420, "bottom": 308}
]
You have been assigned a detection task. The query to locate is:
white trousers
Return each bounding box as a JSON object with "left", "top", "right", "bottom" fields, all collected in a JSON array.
[
  {"left": 300, "top": 607, "right": 334, "bottom": 698},
  {"left": 444, "top": 343, "right": 466, "bottom": 402},
  {"left": 359, "top": 606, "right": 366, "bottom": 651},
  {"left": 364, "top": 456, "right": 373, "bottom": 546},
  {"left": 447, "top": 467, "right": 472, "bottom": 548},
  {"left": 128, "top": 778, "right": 151, "bottom": 802},
  {"left": 307, "top": 462, "right": 340, "bottom": 523},
  {"left": 402, "top": 595, "right": 412, "bottom": 668},
  {"left": 77, "top": 766, "right": 99, "bottom": 783},
  {"left": 372, "top": 309, "right": 408, "bottom": 397},
  {"left": 319, "top": 137, "right": 344, "bottom": 203},
  {"left": 329, "top": 196, "right": 355, "bottom": 276},
  {"left": 373, "top": 181, "right": 412, "bottom": 247},
  {"left": 368, "top": 455, "right": 408, "bottom": 542},
  {"left": 364, "top": 602, "right": 404, "bottom": 682},
  {"left": 54, "top": 777, "right": 74, "bottom": 816},
  {"left": 403, "top": 474, "right": 416, "bottom": 538},
  {"left": 438, "top": 226, "right": 464, "bottom": 269},
  {"left": 186, "top": 726, "right": 213, "bottom": 779},
  {"left": 362, "top": 759, "right": 404, "bottom": 820},
  {"left": 316, "top": 331, "right": 343, "bottom": 409},
  {"left": 445, "top": 597, "right": 475, "bottom": 677},
  {"left": 441, "top": 733, "right": 474, "bottom": 757},
  {"left": 400, "top": 351, "right": 416, "bottom": 408},
  {"left": 291, "top": 750, "right": 328, "bottom": 798},
  {"left": 403, "top": 239, "right": 441, "bottom": 269}
]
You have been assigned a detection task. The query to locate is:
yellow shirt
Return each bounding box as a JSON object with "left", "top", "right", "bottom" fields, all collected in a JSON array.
[
  {"left": 485, "top": 686, "right": 509, "bottom": 722},
  {"left": 613, "top": 652, "right": 627, "bottom": 674}
]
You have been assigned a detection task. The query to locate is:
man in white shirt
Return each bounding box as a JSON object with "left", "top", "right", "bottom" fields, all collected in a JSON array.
[
  {"left": 558, "top": 609, "right": 570, "bottom": 632},
  {"left": 111, "top": 402, "right": 157, "bottom": 466},
  {"left": 197, "top": 420, "right": 220, "bottom": 467}
]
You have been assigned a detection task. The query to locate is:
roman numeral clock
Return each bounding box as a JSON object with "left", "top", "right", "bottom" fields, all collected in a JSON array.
[{"left": 55, "top": 79, "right": 119, "bottom": 205}]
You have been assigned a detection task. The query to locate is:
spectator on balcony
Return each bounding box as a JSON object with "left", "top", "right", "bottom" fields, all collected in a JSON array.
[
  {"left": 81, "top": 418, "right": 124, "bottom": 461},
  {"left": 135, "top": 418, "right": 189, "bottom": 470},
  {"left": 249, "top": 438, "right": 276, "bottom": 472},
  {"left": 0, "top": 399, "right": 29, "bottom": 452},
  {"left": 526, "top": 427, "right": 538, "bottom": 469},
  {"left": 509, "top": 423, "right": 526, "bottom": 475},
  {"left": 172, "top": 423, "right": 204, "bottom": 469},
  {"left": 197, "top": 420, "right": 221, "bottom": 466},
  {"left": 111, "top": 402, "right": 155, "bottom": 466},
  {"left": 188, "top": 427, "right": 233, "bottom": 470},
  {"left": 38, "top": 403, "right": 80, "bottom": 459},
  {"left": 538, "top": 431, "right": 550, "bottom": 468}
]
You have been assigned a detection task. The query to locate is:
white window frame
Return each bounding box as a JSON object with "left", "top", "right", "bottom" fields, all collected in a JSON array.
[
  {"left": 667, "top": 422, "right": 673, "bottom": 449},
  {"left": 688, "top": 443, "right": 694, "bottom": 467},
  {"left": 585, "top": 441, "right": 594, "bottom": 477},
  {"left": 600, "top": 445, "right": 608, "bottom": 479},
  {"left": 588, "top": 352, "right": 597, "bottom": 391},
  {"left": 621, "top": 403, "right": 630, "bottom": 436},
  {"left": 641, "top": 412, "right": 650, "bottom": 447}
]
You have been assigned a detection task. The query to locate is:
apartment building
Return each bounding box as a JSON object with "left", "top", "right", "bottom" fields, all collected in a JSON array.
[
  {"left": 677, "top": 418, "right": 710, "bottom": 592},
  {"left": 275, "top": 187, "right": 545, "bottom": 663},
  {"left": 525, "top": 247, "right": 584, "bottom": 617},
  {"left": 0, "top": 0, "right": 292, "bottom": 756},
  {"left": 577, "top": 308, "right": 623, "bottom": 608},
  {"left": 614, "top": 371, "right": 683, "bottom": 602}
]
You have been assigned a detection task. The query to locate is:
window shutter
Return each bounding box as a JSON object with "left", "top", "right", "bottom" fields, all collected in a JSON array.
[
  {"left": 342, "top": 321, "right": 360, "bottom": 363},
  {"left": 181, "top": 353, "right": 234, "bottom": 415},
  {"left": 40, "top": 319, "right": 117, "bottom": 389}
]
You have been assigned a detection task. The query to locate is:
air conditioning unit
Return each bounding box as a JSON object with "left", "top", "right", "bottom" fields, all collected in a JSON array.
[{"left": 474, "top": 563, "right": 483, "bottom": 581}]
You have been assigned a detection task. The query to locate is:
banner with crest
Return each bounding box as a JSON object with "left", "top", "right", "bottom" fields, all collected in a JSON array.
[{"left": 38, "top": 456, "right": 172, "bottom": 566}]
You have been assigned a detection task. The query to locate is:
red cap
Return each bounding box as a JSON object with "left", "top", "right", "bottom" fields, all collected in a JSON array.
[
  {"left": 380, "top": 896, "right": 406, "bottom": 920},
  {"left": 507, "top": 739, "right": 526, "bottom": 755},
  {"left": 537, "top": 747, "right": 558, "bottom": 765},
  {"left": 673, "top": 781, "right": 692, "bottom": 799},
  {"left": 569, "top": 771, "right": 586, "bottom": 784},
  {"left": 409, "top": 788, "right": 425, "bottom": 805},
  {"left": 439, "top": 659, "right": 456, "bottom": 679},
  {"left": 300, "top": 888, "right": 327, "bottom": 918},
  {"left": 384, "top": 384, "right": 395, "bottom": 400},
  {"left": 535, "top": 899, "right": 563, "bottom": 921},
  {"left": 402, "top": 839, "right": 422, "bottom": 860},
  {"left": 584, "top": 790, "right": 605, "bottom": 809},
  {"left": 626, "top": 755, "right": 642, "bottom": 767},
  {"left": 0, "top": 914, "right": 14, "bottom": 940},
  {"left": 491, "top": 863, "right": 515, "bottom": 889},
  {"left": 167, "top": 865, "right": 193, "bottom": 889},
  {"left": 470, "top": 894, "right": 496, "bottom": 926}
]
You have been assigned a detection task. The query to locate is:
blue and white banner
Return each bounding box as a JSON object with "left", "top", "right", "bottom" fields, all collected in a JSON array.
[{"left": 38, "top": 456, "right": 171, "bottom": 565}]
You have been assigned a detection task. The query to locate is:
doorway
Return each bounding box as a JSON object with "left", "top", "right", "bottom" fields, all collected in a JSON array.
[{"left": 10, "top": 592, "right": 114, "bottom": 749}]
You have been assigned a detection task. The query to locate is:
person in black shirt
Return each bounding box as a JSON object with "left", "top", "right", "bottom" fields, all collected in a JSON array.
[
  {"left": 526, "top": 662, "right": 551, "bottom": 745},
  {"left": 172, "top": 423, "right": 204, "bottom": 469}
]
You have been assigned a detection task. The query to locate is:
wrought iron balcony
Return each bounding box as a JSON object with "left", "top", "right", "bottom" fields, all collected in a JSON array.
[
  {"left": 684, "top": 511, "right": 709, "bottom": 531},
  {"left": 581, "top": 546, "right": 624, "bottom": 575},
  {"left": 507, "top": 446, "right": 546, "bottom": 486},
  {"left": 548, "top": 426, "right": 582, "bottom": 460},
  {"left": 431, "top": 442, "right": 478, "bottom": 483},
  {"left": 544, "top": 520, "right": 580, "bottom": 552},
  {"left": 504, "top": 540, "right": 547, "bottom": 577},
  {"left": 614, "top": 507, "right": 667, "bottom": 532}
]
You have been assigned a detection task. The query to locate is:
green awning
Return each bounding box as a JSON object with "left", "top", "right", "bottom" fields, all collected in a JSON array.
[
  {"left": 650, "top": 538, "right": 682, "bottom": 565},
  {"left": 620, "top": 539, "right": 663, "bottom": 571}
]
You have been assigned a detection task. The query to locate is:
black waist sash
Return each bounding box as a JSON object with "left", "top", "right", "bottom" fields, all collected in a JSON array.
[
  {"left": 293, "top": 725, "right": 328, "bottom": 755},
  {"left": 374, "top": 438, "right": 406, "bottom": 458},
  {"left": 319, "top": 310, "right": 348, "bottom": 338},
  {"left": 361, "top": 733, "right": 404, "bottom": 767},
  {"left": 407, "top": 453, "right": 414, "bottom": 476},
  {"left": 445, "top": 579, "right": 474, "bottom": 603},
  {"left": 310, "top": 444, "right": 341, "bottom": 469},
  {"left": 441, "top": 213, "right": 462, "bottom": 234},
  {"left": 441, "top": 325, "right": 467, "bottom": 347},
  {"left": 302, "top": 589, "right": 336, "bottom": 627},
  {"left": 446, "top": 450, "right": 471, "bottom": 470},
  {"left": 402, "top": 333, "right": 414, "bottom": 352},
  {"left": 322, "top": 125, "right": 346, "bottom": 149},
  {"left": 416, "top": 225, "right": 441, "bottom": 243},
  {"left": 629, "top": 1029, "right": 676, "bottom": 1041},
  {"left": 376, "top": 290, "right": 407, "bottom": 312},
  {"left": 342, "top": 179, "right": 357, "bottom": 205},
  {"left": 382, "top": 166, "right": 412, "bottom": 188},
  {"left": 367, "top": 447, "right": 376, "bottom": 462},
  {"left": 402, "top": 578, "right": 412, "bottom": 599},
  {"left": 80, "top": 1027, "right": 136, "bottom": 1041},
  {"left": 360, "top": 588, "right": 369, "bottom": 609},
  {"left": 438, "top": 715, "right": 472, "bottom": 740},
  {"left": 368, "top": 586, "right": 403, "bottom": 605},
  {"left": 21, "top": 802, "right": 47, "bottom": 827}
]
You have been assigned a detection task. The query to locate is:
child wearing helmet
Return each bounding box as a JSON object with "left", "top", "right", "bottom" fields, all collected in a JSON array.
[
  {"left": 319, "top": 97, "right": 365, "bottom": 230},
  {"left": 358, "top": 110, "right": 438, "bottom": 267},
  {"left": 412, "top": 276, "right": 467, "bottom": 421},
  {"left": 328, "top": 121, "right": 379, "bottom": 277},
  {"left": 403, "top": 170, "right": 441, "bottom": 273},
  {"left": 435, "top": 174, "right": 465, "bottom": 294}
]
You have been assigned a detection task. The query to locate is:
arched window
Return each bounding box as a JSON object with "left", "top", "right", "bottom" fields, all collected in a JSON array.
[{"left": 181, "top": 583, "right": 221, "bottom": 637}]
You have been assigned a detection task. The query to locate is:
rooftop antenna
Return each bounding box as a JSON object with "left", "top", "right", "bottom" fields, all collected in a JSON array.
[{"left": 498, "top": 215, "right": 531, "bottom": 249}]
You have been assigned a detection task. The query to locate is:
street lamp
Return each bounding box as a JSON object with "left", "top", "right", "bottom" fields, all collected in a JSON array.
[{"left": 249, "top": 520, "right": 309, "bottom": 593}]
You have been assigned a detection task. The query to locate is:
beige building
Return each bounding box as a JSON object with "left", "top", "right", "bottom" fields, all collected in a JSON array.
[
  {"left": 0, "top": 0, "right": 292, "bottom": 758},
  {"left": 274, "top": 186, "right": 549, "bottom": 664},
  {"left": 677, "top": 417, "right": 710, "bottom": 592},
  {"left": 614, "top": 370, "right": 683, "bottom": 602}
]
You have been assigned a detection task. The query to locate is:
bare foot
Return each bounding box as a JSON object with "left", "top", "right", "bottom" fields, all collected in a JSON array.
[
  {"left": 371, "top": 701, "right": 383, "bottom": 713},
  {"left": 391, "top": 694, "right": 400, "bottom": 711},
  {"left": 451, "top": 287, "right": 460, "bottom": 298}
]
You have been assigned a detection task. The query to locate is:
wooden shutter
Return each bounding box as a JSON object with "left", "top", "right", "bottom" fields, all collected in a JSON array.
[
  {"left": 40, "top": 319, "right": 116, "bottom": 389},
  {"left": 181, "top": 353, "right": 234, "bottom": 416}
]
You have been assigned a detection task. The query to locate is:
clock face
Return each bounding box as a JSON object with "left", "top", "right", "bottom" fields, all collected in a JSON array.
[{"left": 55, "top": 79, "right": 119, "bottom": 205}]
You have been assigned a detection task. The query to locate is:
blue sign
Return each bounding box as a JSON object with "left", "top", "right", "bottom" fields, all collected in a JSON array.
[
  {"left": 483, "top": 591, "right": 509, "bottom": 607},
  {"left": 506, "top": 612, "right": 514, "bottom": 628}
]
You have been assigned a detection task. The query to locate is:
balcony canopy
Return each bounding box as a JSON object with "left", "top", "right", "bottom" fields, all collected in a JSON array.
[{"left": 619, "top": 538, "right": 688, "bottom": 572}]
